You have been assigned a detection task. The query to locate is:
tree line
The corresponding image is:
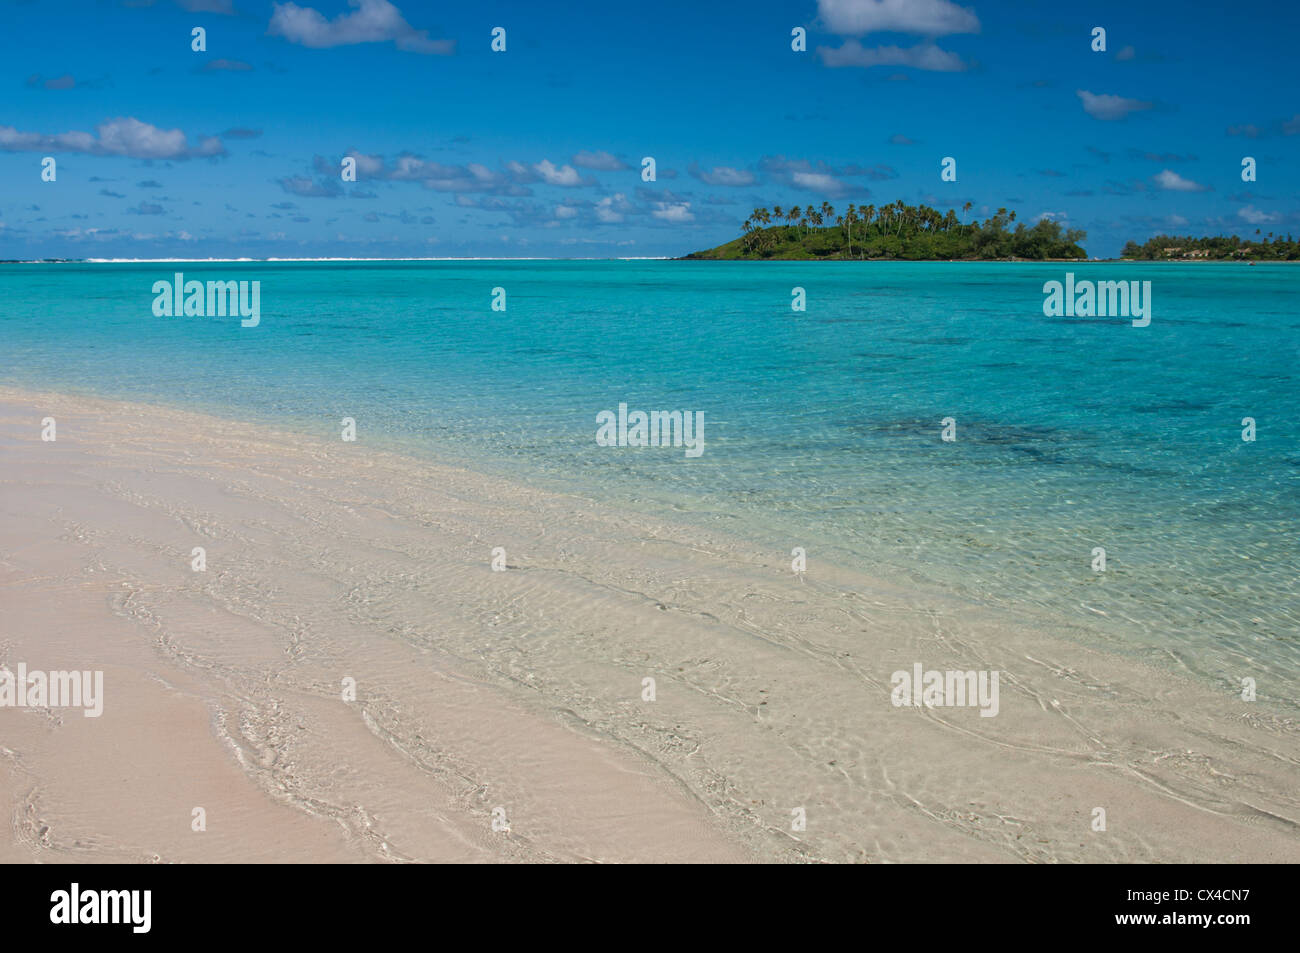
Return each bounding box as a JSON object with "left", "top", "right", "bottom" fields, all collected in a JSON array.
[
  {"left": 685, "top": 201, "right": 1088, "bottom": 260},
  {"left": 1121, "top": 232, "right": 1300, "bottom": 261}
]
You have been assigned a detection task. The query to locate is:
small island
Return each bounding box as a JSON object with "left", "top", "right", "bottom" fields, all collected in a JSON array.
[
  {"left": 1121, "top": 234, "right": 1299, "bottom": 261},
  {"left": 682, "top": 202, "right": 1088, "bottom": 261}
]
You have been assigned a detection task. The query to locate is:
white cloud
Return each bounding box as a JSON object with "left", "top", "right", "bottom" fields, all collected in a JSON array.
[
  {"left": 344, "top": 151, "right": 385, "bottom": 175},
  {"left": 268, "top": 0, "right": 454, "bottom": 54},
  {"left": 759, "top": 156, "right": 869, "bottom": 198},
  {"left": 357, "top": 156, "right": 523, "bottom": 193},
  {"left": 819, "top": 40, "right": 967, "bottom": 70},
  {"left": 596, "top": 193, "right": 632, "bottom": 223},
  {"left": 571, "top": 150, "right": 627, "bottom": 170},
  {"left": 791, "top": 171, "right": 849, "bottom": 194},
  {"left": 1237, "top": 205, "right": 1280, "bottom": 225},
  {"left": 315, "top": 151, "right": 602, "bottom": 195},
  {"left": 0, "top": 117, "right": 225, "bottom": 159},
  {"left": 817, "top": 0, "right": 979, "bottom": 36},
  {"left": 534, "top": 159, "right": 584, "bottom": 186},
  {"left": 651, "top": 202, "right": 694, "bottom": 223},
  {"left": 1076, "top": 90, "right": 1153, "bottom": 121},
  {"left": 1152, "top": 169, "right": 1209, "bottom": 192},
  {"left": 690, "top": 164, "right": 756, "bottom": 186},
  {"left": 554, "top": 204, "right": 579, "bottom": 219}
]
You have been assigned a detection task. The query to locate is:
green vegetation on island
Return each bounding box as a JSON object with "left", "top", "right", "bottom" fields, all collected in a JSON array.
[
  {"left": 1121, "top": 232, "right": 1300, "bottom": 261},
  {"left": 683, "top": 202, "right": 1088, "bottom": 261}
]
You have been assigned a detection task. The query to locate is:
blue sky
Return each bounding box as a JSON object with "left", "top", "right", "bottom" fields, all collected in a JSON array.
[{"left": 1, "top": 0, "right": 1297, "bottom": 259}]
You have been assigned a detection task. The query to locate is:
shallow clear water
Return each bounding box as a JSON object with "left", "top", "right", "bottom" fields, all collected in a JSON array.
[{"left": 3, "top": 260, "right": 1297, "bottom": 701}]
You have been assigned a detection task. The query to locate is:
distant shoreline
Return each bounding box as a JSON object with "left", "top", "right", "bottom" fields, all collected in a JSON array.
[
  {"left": 671, "top": 257, "right": 1290, "bottom": 264},
  {"left": 0, "top": 256, "right": 674, "bottom": 264},
  {"left": 1, "top": 256, "right": 1292, "bottom": 265}
]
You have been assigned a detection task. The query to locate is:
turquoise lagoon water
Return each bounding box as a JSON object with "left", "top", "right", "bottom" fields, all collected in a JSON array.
[{"left": 1, "top": 260, "right": 1297, "bottom": 701}]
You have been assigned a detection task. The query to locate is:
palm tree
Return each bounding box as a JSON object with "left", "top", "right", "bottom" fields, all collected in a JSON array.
[
  {"left": 961, "top": 201, "right": 973, "bottom": 234},
  {"left": 749, "top": 208, "right": 770, "bottom": 250}
]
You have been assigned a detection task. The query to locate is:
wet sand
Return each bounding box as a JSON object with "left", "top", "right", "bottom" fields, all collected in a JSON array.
[{"left": 1, "top": 386, "right": 1296, "bottom": 863}]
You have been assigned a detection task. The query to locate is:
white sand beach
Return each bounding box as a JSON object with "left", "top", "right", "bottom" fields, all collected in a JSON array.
[{"left": 1, "top": 386, "right": 1296, "bottom": 863}]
